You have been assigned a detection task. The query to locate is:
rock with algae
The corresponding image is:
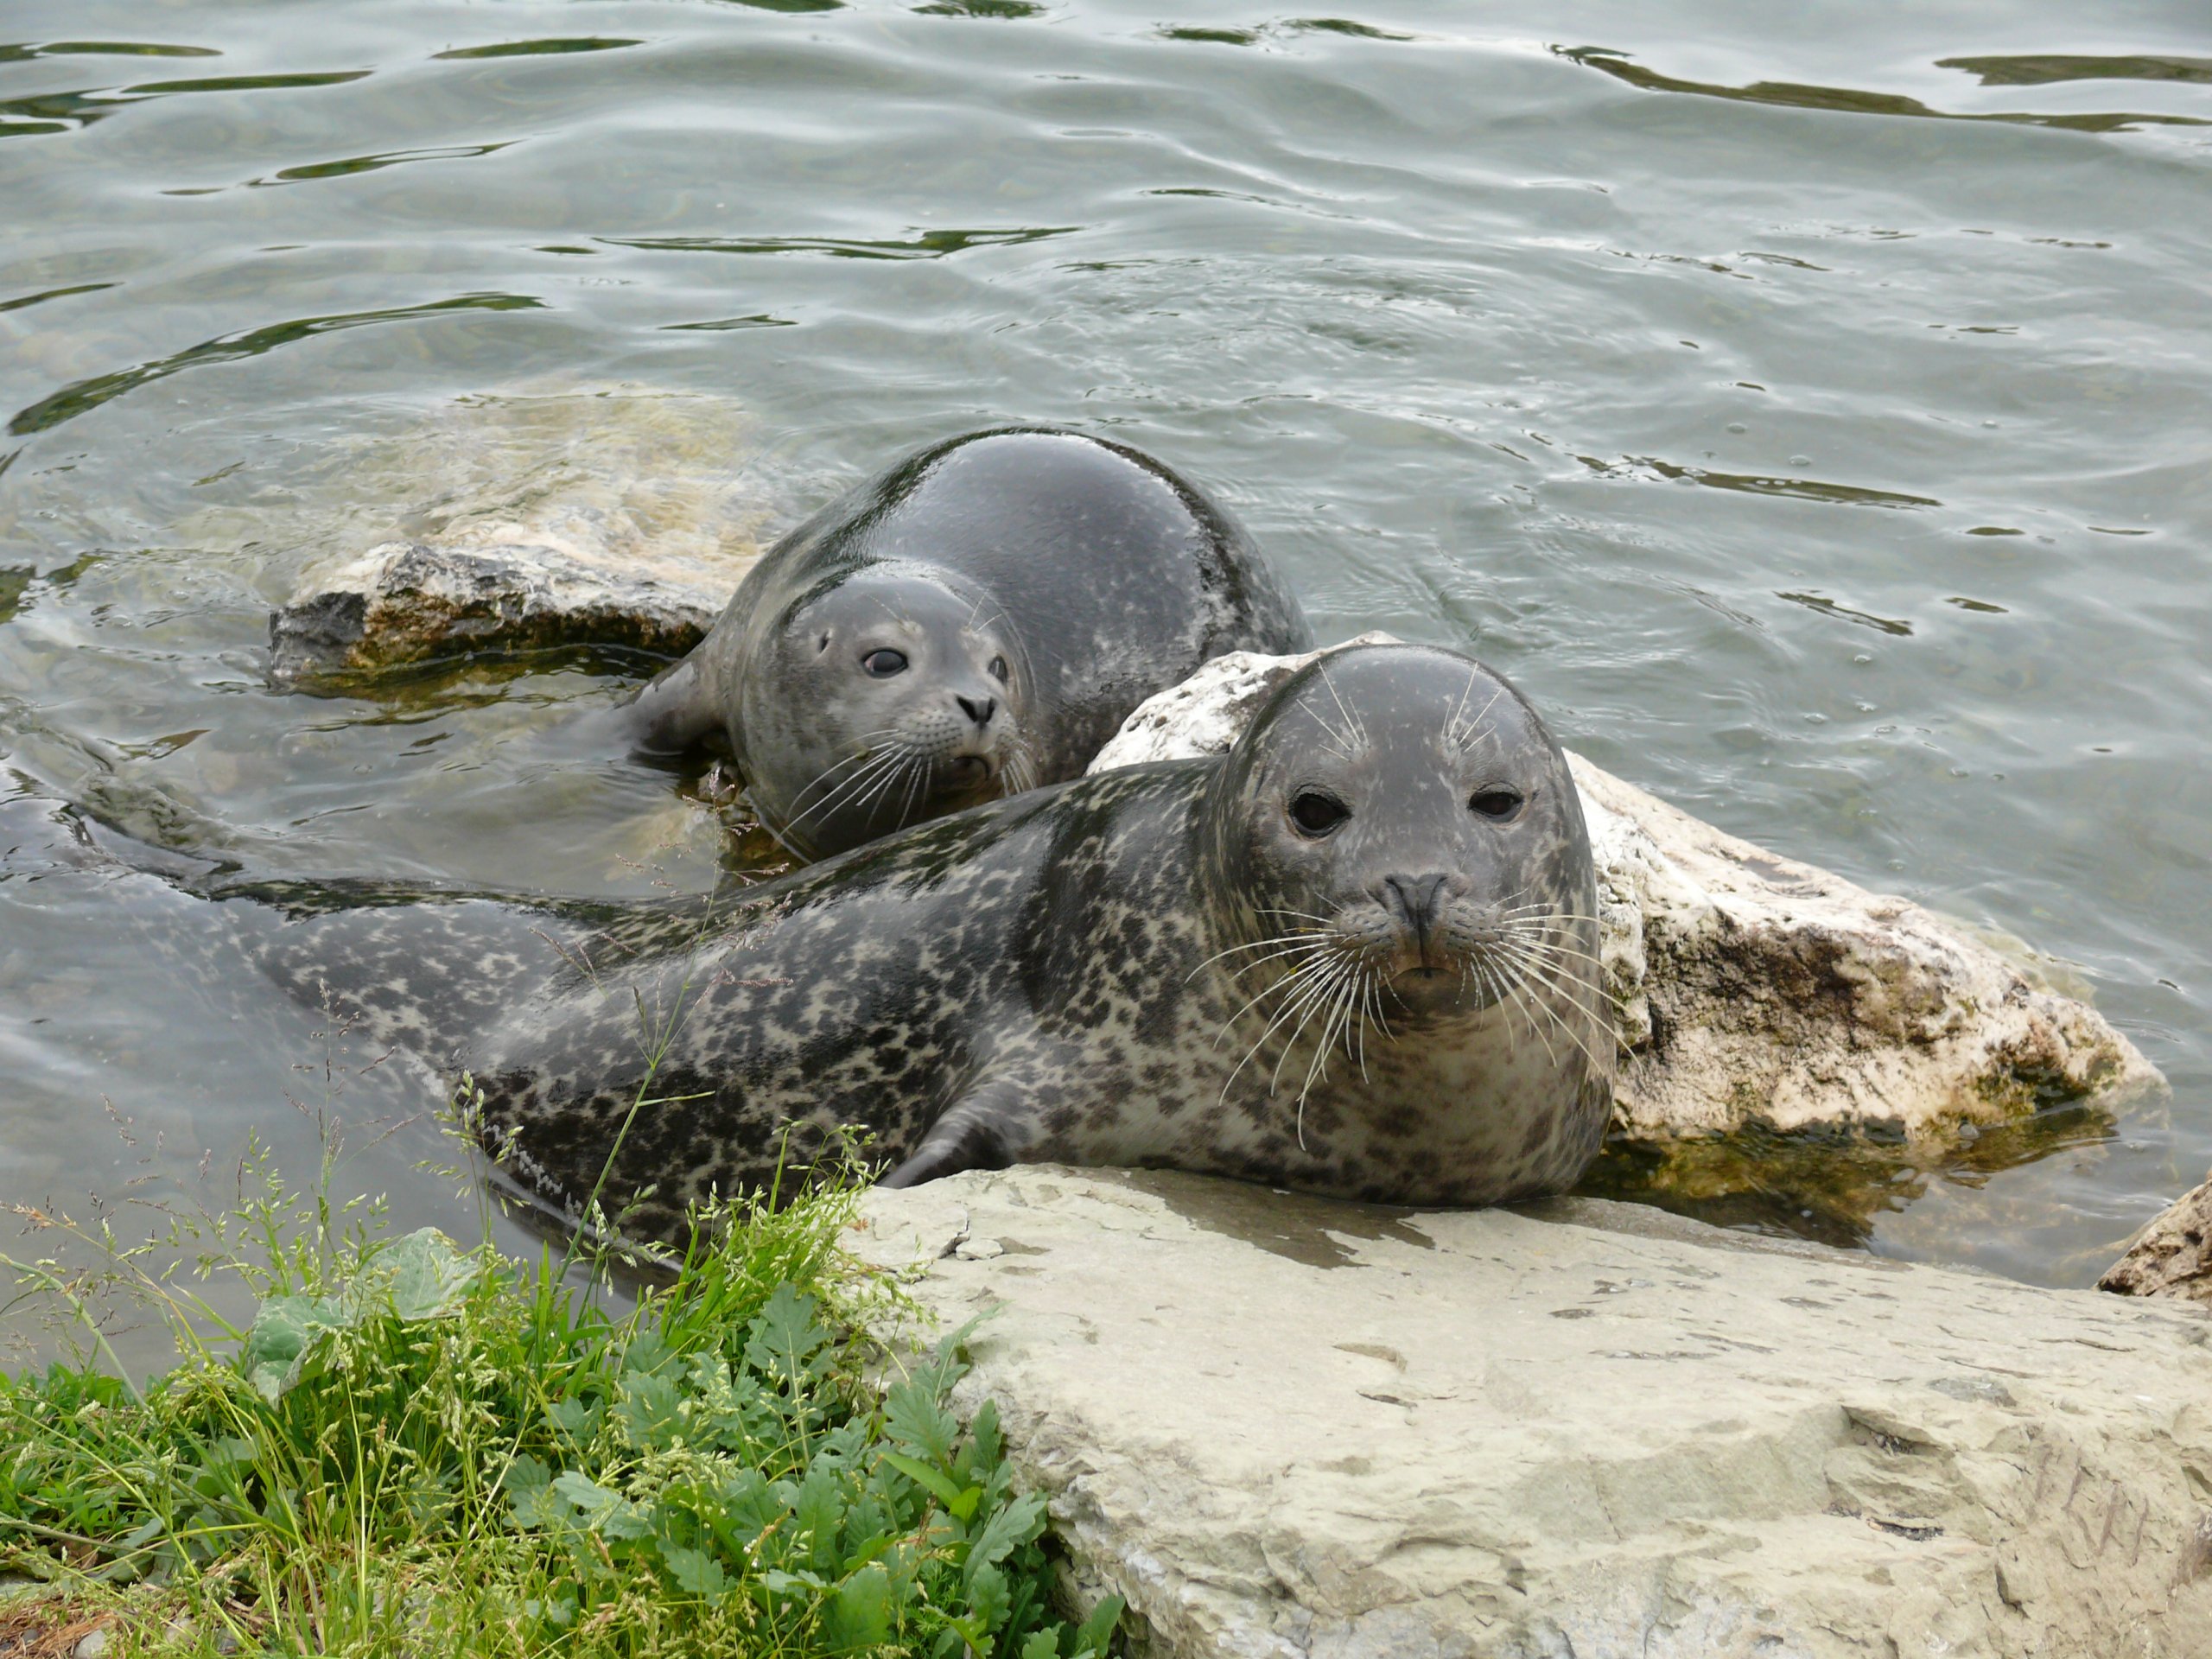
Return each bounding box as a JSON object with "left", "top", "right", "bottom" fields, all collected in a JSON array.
[
  {"left": 2101, "top": 1170, "right": 2212, "bottom": 1307},
  {"left": 856, "top": 1166, "right": 2212, "bottom": 1659},
  {"left": 262, "top": 386, "right": 771, "bottom": 684},
  {"left": 269, "top": 526, "right": 754, "bottom": 683},
  {"left": 1087, "top": 639, "right": 2164, "bottom": 1146}
]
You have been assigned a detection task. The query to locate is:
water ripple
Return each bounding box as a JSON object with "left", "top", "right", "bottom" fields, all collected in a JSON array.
[
  {"left": 431, "top": 39, "right": 644, "bottom": 62},
  {"left": 1559, "top": 44, "right": 2212, "bottom": 133},
  {"left": 7, "top": 294, "right": 545, "bottom": 437},
  {"left": 598, "top": 226, "right": 1078, "bottom": 260},
  {"left": 0, "top": 68, "right": 370, "bottom": 139}
]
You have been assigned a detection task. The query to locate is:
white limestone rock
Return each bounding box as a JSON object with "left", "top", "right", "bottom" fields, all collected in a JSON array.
[
  {"left": 855, "top": 1166, "right": 2212, "bottom": 1659},
  {"left": 1088, "top": 639, "right": 2164, "bottom": 1142}
]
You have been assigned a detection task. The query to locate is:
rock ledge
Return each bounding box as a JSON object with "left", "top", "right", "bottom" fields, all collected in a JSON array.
[{"left": 856, "top": 1166, "right": 2212, "bottom": 1659}]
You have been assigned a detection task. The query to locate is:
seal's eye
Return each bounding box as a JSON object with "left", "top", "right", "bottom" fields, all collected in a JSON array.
[
  {"left": 1469, "top": 788, "right": 1524, "bottom": 822},
  {"left": 988, "top": 655, "right": 1009, "bottom": 683},
  {"left": 817, "top": 632, "right": 831, "bottom": 653},
  {"left": 861, "top": 649, "right": 908, "bottom": 677},
  {"left": 1289, "top": 791, "right": 1350, "bottom": 837}
]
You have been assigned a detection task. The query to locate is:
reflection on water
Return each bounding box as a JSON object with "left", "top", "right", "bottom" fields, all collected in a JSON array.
[
  {"left": 1560, "top": 46, "right": 2212, "bottom": 133},
  {"left": 1580, "top": 1099, "right": 2124, "bottom": 1262},
  {"left": 2, "top": 0, "right": 2208, "bottom": 1323},
  {"left": 10, "top": 294, "right": 546, "bottom": 436},
  {"left": 429, "top": 40, "right": 644, "bottom": 63},
  {"left": 0, "top": 70, "right": 374, "bottom": 141},
  {"left": 1574, "top": 454, "right": 1942, "bottom": 512},
  {"left": 599, "top": 227, "right": 1080, "bottom": 261},
  {"left": 1936, "top": 54, "right": 2212, "bottom": 88}
]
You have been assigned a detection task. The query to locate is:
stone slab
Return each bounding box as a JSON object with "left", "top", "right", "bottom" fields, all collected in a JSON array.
[{"left": 855, "top": 1166, "right": 2212, "bottom": 1659}]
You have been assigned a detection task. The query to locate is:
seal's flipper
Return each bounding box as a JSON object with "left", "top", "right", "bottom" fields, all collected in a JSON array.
[
  {"left": 248, "top": 893, "right": 580, "bottom": 1063},
  {"left": 213, "top": 878, "right": 709, "bottom": 1065},
  {"left": 625, "top": 655, "right": 722, "bottom": 755},
  {"left": 880, "top": 1100, "right": 1019, "bottom": 1188}
]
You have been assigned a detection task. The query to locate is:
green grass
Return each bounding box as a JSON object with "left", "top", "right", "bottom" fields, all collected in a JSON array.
[{"left": 0, "top": 1136, "right": 1120, "bottom": 1657}]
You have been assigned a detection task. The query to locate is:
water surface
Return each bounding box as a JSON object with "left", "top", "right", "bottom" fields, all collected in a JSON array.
[{"left": 3, "top": 0, "right": 2208, "bottom": 1359}]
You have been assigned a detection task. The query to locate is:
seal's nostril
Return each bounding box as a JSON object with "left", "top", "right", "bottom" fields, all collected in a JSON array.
[
  {"left": 957, "top": 694, "right": 995, "bottom": 728},
  {"left": 1383, "top": 873, "right": 1452, "bottom": 938}
]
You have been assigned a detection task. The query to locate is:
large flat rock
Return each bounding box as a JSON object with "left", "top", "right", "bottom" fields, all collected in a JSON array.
[{"left": 855, "top": 1167, "right": 2212, "bottom": 1659}]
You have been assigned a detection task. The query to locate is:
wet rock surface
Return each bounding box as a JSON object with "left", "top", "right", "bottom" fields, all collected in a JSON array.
[
  {"left": 267, "top": 526, "right": 757, "bottom": 683},
  {"left": 2101, "top": 1170, "right": 2212, "bottom": 1306},
  {"left": 855, "top": 1166, "right": 2212, "bottom": 1659},
  {"left": 1089, "top": 641, "right": 2164, "bottom": 1146},
  {"left": 260, "top": 387, "right": 774, "bottom": 686}
]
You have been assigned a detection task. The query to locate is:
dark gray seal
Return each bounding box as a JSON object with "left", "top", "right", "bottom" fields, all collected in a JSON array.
[
  {"left": 252, "top": 644, "right": 1612, "bottom": 1243},
  {"left": 625, "top": 427, "right": 1311, "bottom": 857}
]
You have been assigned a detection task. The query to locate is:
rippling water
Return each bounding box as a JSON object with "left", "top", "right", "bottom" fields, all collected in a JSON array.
[{"left": 3, "top": 1, "right": 2208, "bottom": 1349}]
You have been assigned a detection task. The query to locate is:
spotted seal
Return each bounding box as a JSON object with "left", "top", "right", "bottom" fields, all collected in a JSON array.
[
  {"left": 248, "top": 643, "right": 1612, "bottom": 1242},
  {"left": 624, "top": 427, "right": 1311, "bottom": 857}
]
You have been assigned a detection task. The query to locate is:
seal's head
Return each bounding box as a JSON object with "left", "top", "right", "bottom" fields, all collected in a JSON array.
[
  {"left": 1200, "top": 643, "right": 1596, "bottom": 1029},
  {"left": 738, "top": 563, "right": 1035, "bottom": 856}
]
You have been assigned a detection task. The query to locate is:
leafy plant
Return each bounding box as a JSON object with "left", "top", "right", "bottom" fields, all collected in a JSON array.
[{"left": 1, "top": 1143, "right": 1121, "bottom": 1657}]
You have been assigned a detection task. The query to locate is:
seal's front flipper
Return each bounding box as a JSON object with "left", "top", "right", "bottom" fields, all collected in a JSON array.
[
  {"left": 880, "top": 1098, "right": 1020, "bottom": 1188},
  {"left": 624, "top": 654, "right": 721, "bottom": 755}
]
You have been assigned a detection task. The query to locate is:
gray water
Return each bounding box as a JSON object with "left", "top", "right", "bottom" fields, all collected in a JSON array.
[{"left": 3, "top": 0, "right": 2208, "bottom": 1361}]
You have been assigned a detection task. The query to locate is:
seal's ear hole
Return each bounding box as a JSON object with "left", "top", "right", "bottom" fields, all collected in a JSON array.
[
  {"left": 817, "top": 632, "right": 831, "bottom": 653},
  {"left": 1469, "top": 788, "right": 1525, "bottom": 822},
  {"left": 988, "top": 655, "right": 1009, "bottom": 683},
  {"left": 862, "top": 648, "right": 909, "bottom": 677},
  {"left": 1289, "top": 791, "right": 1351, "bottom": 837}
]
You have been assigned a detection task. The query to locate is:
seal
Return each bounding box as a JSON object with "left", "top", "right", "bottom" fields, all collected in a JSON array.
[
  {"left": 625, "top": 427, "right": 1311, "bottom": 857},
  {"left": 251, "top": 644, "right": 1612, "bottom": 1243}
]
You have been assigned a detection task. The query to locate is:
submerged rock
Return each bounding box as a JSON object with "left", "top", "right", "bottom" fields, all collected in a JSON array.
[
  {"left": 856, "top": 1166, "right": 2212, "bottom": 1659},
  {"left": 260, "top": 385, "right": 772, "bottom": 684},
  {"left": 2101, "top": 1171, "right": 2212, "bottom": 1306},
  {"left": 268, "top": 526, "right": 757, "bottom": 683},
  {"left": 1089, "top": 640, "right": 2164, "bottom": 1146}
]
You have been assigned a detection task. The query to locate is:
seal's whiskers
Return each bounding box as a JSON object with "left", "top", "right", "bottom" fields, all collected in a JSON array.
[
  {"left": 1188, "top": 929, "right": 1333, "bottom": 981},
  {"left": 1269, "top": 955, "right": 1359, "bottom": 1122},
  {"left": 1491, "top": 937, "right": 1611, "bottom": 1072},
  {"left": 1206, "top": 939, "right": 1339, "bottom": 1057},
  {"left": 1445, "top": 682, "right": 1504, "bottom": 752},
  {"left": 889, "top": 750, "right": 928, "bottom": 829},
  {"left": 783, "top": 729, "right": 903, "bottom": 820},
  {"left": 784, "top": 737, "right": 912, "bottom": 836},
  {"left": 838, "top": 743, "right": 922, "bottom": 834},
  {"left": 1218, "top": 947, "right": 1351, "bottom": 1100},
  {"left": 1290, "top": 958, "right": 1377, "bottom": 1150}
]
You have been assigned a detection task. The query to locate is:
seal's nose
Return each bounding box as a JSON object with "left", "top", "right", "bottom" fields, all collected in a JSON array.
[
  {"left": 956, "top": 693, "right": 996, "bottom": 729},
  {"left": 1383, "top": 873, "right": 1452, "bottom": 950}
]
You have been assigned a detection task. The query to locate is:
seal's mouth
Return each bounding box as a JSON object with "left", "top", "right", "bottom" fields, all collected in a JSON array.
[
  {"left": 1381, "top": 935, "right": 1459, "bottom": 980},
  {"left": 1386, "top": 961, "right": 1462, "bottom": 1005},
  {"left": 928, "top": 751, "right": 1007, "bottom": 802}
]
